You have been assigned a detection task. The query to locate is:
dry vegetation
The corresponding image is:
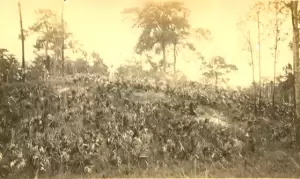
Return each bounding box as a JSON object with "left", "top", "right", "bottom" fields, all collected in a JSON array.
[{"left": 0, "top": 74, "right": 298, "bottom": 178}]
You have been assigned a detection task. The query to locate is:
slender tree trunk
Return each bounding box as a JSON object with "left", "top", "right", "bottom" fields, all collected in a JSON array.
[
  {"left": 257, "top": 11, "right": 262, "bottom": 113},
  {"left": 5, "top": 69, "right": 8, "bottom": 83},
  {"left": 61, "top": 2, "right": 65, "bottom": 77},
  {"left": 248, "top": 32, "right": 257, "bottom": 114},
  {"left": 272, "top": 57, "right": 277, "bottom": 110},
  {"left": 45, "top": 41, "right": 49, "bottom": 78},
  {"left": 173, "top": 42, "right": 177, "bottom": 74},
  {"left": 251, "top": 59, "right": 257, "bottom": 114},
  {"left": 18, "top": 2, "right": 26, "bottom": 82},
  {"left": 242, "top": 29, "right": 257, "bottom": 114},
  {"left": 290, "top": 1, "right": 300, "bottom": 147},
  {"left": 272, "top": 3, "right": 279, "bottom": 111}
]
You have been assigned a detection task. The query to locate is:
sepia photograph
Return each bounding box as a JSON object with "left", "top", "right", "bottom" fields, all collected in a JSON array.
[{"left": 0, "top": 0, "right": 299, "bottom": 178}]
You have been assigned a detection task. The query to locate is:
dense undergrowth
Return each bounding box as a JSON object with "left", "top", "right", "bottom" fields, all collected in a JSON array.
[{"left": 0, "top": 74, "right": 298, "bottom": 178}]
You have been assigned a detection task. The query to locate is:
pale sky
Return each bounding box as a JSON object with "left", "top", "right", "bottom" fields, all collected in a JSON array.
[{"left": 0, "top": 0, "right": 294, "bottom": 87}]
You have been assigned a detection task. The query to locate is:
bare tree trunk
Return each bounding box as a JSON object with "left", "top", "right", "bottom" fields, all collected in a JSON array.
[
  {"left": 240, "top": 29, "right": 257, "bottom": 114},
  {"left": 18, "top": 2, "right": 26, "bottom": 82},
  {"left": 173, "top": 42, "right": 177, "bottom": 74},
  {"left": 61, "top": 2, "right": 65, "bottom": 77},
  {"left": 272, "top": 2, "right": 279, "bottom": 111},
  {"left": 290, "top": 1, "right": 300, "bottom": 147},
  {"left": 249, "top": 38, "right": 257, "bottom": 114},
  {"left": 45, "top": 41, "right": 49, "bottom": 78},
  {"left": 5, "top": 69, "right": 8, "bottom": 83},
  {"left": 257, "top": 11, "right": 262, "bottom": 113},
  {"left": 272, "top": 57, "right": 277, "bottom": 109}
]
